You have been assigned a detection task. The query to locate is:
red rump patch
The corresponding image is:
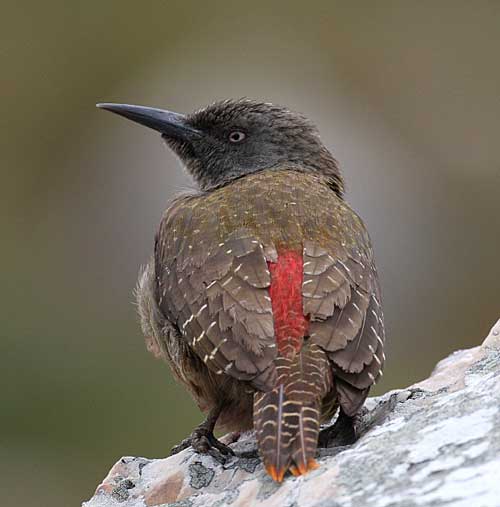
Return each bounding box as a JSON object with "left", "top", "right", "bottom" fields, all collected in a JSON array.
[{"left": 268, "top": 250, "right": 309, "bottom": 356}]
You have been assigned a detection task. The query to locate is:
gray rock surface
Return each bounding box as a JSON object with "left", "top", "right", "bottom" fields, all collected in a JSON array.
[{"left": 84, "top": 319, "right": 500, "bottom": 507}]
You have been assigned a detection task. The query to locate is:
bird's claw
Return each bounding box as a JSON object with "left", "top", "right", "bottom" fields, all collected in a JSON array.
[{"left": 170, "top": 427, "right": 235, "bottom": 458}]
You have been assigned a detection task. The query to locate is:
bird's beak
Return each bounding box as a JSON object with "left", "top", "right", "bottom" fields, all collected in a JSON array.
[{"left": 96, "top": 103, "right": 201, "bottom": 141}]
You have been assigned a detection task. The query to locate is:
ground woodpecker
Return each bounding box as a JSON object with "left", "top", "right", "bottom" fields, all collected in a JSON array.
[{"left": 97, "top": 99, "right": 386, "bottom": 482}]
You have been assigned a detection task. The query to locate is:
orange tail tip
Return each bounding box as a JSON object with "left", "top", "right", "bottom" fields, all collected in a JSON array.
[
  {"left": 265, "top": 460, "right": 321, "bottom": 482},
  {"left": 296, "top": 461, "right": 308, "bottom": 475},
  {"left": 296, "top": 458, "right": 319, "bottom": 476},
  {"left": 307, "top": 458, "right": 320, "bottom": 471},
  {"left": 266, "top": 465, "right": 286, "bottom": 483}
]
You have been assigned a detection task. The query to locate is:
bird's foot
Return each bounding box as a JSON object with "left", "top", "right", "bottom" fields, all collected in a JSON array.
[
  {"left": 170, "top": 426, "right": 235, "bottom": 458},
  {"left": 318, "top": 410, "right": 359, "bottom": 448}
]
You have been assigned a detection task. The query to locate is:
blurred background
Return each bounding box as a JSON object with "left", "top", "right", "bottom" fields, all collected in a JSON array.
[{"left": 2, "top": 1, "right": 500, "bottom": 505}]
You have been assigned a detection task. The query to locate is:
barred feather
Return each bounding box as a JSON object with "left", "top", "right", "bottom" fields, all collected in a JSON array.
[{"left": 254, "top": 343, "right": 332, "bottom": 481}]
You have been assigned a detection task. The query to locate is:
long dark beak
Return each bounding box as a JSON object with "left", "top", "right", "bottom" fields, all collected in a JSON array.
[{"left": 96, "top": 103, "right": 201, "bottom": 140}]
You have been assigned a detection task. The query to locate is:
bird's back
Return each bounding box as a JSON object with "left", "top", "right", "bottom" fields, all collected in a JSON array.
[{"left": 159, "top": 168, "right": 367, "bottom": 251}]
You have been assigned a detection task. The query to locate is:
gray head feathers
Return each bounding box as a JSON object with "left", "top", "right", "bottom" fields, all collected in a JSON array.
[{"left": 164, "top": 99, "right": 343, "bottom": 195}]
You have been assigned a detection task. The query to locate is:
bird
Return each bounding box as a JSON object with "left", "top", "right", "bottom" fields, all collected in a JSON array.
[{"left": 97, "top": 98, "right": 385, "bottom": 482}]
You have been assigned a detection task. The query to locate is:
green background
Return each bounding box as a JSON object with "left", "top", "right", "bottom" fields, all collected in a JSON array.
[{"left": 2, "top": 2, "right": 499, "bottom": 506}]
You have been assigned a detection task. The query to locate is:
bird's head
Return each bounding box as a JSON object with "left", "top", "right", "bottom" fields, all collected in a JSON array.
[{"left": 97, "top": 99, "right": 343, "bottom": 194}]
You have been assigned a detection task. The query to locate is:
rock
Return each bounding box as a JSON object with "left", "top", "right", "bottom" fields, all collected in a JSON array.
[{"left": 83, "top": 319, "right": 500, "bottom": 507}]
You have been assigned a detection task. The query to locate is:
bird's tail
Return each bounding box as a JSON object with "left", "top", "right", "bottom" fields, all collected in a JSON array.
[{"left": 254, "top": 342, "right": 332, "bottom": 482}]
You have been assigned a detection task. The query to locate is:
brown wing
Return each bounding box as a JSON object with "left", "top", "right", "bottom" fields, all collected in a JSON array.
[
  {"left": 303, "top": 209, "right": 385, "bottom": 416},
  {"left": 154, "top": 194, "right": 277, "bottom": 389}
]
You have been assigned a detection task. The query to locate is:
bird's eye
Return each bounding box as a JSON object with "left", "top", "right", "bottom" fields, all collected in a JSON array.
[{"left": 228, "top": 131, "right": 246, "bottom": 143}]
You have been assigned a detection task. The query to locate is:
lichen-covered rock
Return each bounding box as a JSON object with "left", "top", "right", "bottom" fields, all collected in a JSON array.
[{"left": 83, "top": 319, "right": 500, "bottom": 507}]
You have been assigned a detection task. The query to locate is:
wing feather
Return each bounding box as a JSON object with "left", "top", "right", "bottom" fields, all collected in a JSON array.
[
  {"left": 155, "top": 197, "right": 277, "bottom": 386},
  {"left": 304, "top": 232, "right": 385, "bottom": 414}
]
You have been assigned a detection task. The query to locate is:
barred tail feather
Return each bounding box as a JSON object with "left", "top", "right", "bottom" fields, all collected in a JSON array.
[
  {"left": 254, "top": 384, "right": 292, "bottom": 481},
  {"left": 254, "top": 342, "right": 332, "bottom": 482}
]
